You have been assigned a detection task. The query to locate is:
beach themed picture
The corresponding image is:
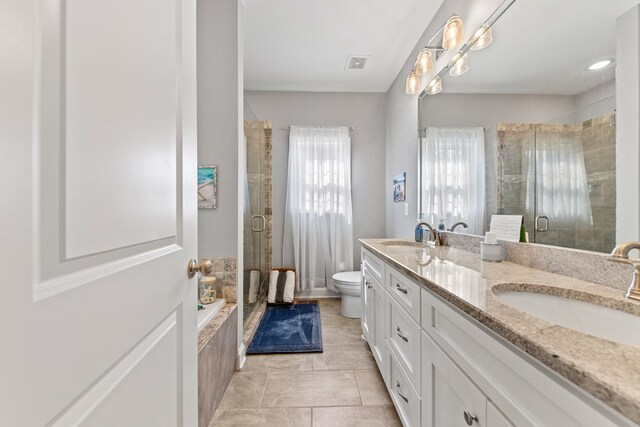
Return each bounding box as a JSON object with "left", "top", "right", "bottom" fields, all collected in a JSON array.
[
  {"left": 393, "top": 172, "right": 406, "bottom": 203},
  {"left": 198, "top": 165, "right": 217, "bottom": 209}
]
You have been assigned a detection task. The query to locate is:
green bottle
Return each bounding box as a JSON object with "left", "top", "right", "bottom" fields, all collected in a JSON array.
[{"left": 519, "top": 219, "right": 528, "bottom": 243}]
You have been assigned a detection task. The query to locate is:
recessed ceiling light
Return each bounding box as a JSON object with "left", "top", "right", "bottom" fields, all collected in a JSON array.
[{"left": 587, "top": 59, "right": 613, "bottom": 71}]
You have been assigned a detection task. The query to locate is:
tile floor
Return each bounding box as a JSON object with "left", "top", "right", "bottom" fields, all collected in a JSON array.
[{"left": 210, "top": 299, "right": 401, "bottom": 426}]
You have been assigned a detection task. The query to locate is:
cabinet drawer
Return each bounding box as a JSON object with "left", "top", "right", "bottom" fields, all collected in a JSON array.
[
  {"left": 386, "top": 296, "right": 421, "bottom": 394},
  {"left": 388, "top": 344, "right": 421, "bottom": 427},
  {"left": 386, "top": 266, "right": 421, "bottom": 323},
  {"left": 362, "top": 249, "right": 385, "bottom": 284},
  {"left": 421, "top": 331, "right": 486, "bottom": 427}
]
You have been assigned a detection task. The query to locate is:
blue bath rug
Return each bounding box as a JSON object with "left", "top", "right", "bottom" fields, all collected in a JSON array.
[{"left": 247, "top": 304, "right": 323, "bottom": 354}]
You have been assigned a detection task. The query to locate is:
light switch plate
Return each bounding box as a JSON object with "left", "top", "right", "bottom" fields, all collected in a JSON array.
[{"left": 404, "top": 203, "right": 409, "bottom": 215}]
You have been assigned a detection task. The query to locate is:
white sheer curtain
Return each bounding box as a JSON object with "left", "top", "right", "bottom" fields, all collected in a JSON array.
[
  {"left": 421, "top": 127, "right": 485, "bottom": 234},
  {"left": 524, "top": 128, "right": 592, "bottom": 227},
  {"left": 285, "top": 126, "right": 353, "bottom": 291}
]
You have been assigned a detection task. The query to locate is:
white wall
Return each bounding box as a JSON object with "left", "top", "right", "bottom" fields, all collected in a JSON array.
[
  {"left": 385, "top": 0, "right": 505, "bottom": 238},
  {"left": 197, "top": 0, "right": 243, "bottom": 258},
  {"left": 244, "top": 91, "right": 387, "bottom": 269}
]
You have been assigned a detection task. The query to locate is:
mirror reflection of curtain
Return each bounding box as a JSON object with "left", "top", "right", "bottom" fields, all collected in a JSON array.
[
  {"left": 284, "top": 126, "right": 353, "bottom": 291},
  {"left": 524, "top": 127, "right": 592, "bottom": 227},
  {"left": 421, "top": 127, "right": 486, "bottom": 234}
]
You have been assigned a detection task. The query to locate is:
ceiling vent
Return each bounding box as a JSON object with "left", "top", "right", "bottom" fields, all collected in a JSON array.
[{"left": 346, "top": 55, "right": 370, "bottom": 70}]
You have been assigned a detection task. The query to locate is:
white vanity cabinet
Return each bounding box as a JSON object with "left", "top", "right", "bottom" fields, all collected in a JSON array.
[{"left": 360, "top": 248, "right": 634, "bottom": 427}]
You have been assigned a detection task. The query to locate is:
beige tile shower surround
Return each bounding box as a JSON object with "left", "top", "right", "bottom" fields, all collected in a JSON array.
[
  {"left": 211, "top": 299, "right": 401, "bottom": 426},
  {"left": 361, "top": 236, "right": 640, "bottom": 424}
]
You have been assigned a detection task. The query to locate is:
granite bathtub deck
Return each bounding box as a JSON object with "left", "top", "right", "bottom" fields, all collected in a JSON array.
[{"left": 360, "top": 238, "right": 640, "bottom": 425}]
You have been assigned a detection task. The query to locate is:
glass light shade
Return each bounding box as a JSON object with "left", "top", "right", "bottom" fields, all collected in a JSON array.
[
  {"left": 426, "top": 77, "right": 442, "bottom": 95},
  {"left": 415, "top": 49, "right": 433, "bottom": 75},
  {"left": 449, "top": 53, "right": 469, "bottom": 77},
  {"left": 442, "top": 15, "right": 465, "bottom": 49},
  {"left": 470, "top": 25, "right": 493, "bottom": 50},
  {"left": 405, "top": 70, "right": 421, "bottom": 95}
]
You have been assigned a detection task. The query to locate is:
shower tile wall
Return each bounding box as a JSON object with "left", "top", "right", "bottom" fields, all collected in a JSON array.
[
  {"left": 497, "top": 113, "right": 616, "bottom": 252},
  {"left": 582, "top": 114, "right": 617, "bottom": 252},
  {"left": 199, "top": 256, "right": 237, "bottom": 303}
]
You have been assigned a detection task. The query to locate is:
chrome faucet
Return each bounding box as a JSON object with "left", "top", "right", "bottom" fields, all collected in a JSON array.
[
  {"left": 449, "top": 221, "right": 469, "bottom": 232},
  {"left": 416, "top": 221, "right": 441, "bottom": 246},
  {"left": 609, "top": 241, "right": 640, "bottom": 301}
]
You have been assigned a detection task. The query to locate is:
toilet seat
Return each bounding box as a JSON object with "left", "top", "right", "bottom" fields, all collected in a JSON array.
[{"left": 332, "top": 271, "right": 361, "bottom": 287}]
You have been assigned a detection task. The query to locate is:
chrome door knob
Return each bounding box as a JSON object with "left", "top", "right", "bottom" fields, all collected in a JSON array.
[
  {"left": 187, "top": 259, "right": 212, "bottom": 278},
  {"left": 463, "top": 411, "right": 478, "bottom": 425}
]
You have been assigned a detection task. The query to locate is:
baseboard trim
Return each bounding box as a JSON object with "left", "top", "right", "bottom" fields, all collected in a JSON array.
[
  {"left": 297, "top": 288, "right": 341, "bottom": 299},
  {"left": 236, "top": 342, "right": 246, "bottom": 370}
]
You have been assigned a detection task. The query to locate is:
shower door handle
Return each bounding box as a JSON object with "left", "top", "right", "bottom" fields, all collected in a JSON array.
[
  {"left": 251, "top": 215, "right": 265, "bottom": 232},
  {"left": 535, "top": 215, "right": 549, "bottom": 232}
]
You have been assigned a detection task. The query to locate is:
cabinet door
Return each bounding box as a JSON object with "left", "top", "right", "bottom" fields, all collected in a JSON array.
[
  {"left": 363, "top": 267, "right": 386, "bottom": 378},
  {"left": 362, "top": 268, "right": 372, "bottom": 341},
  {"left": 422, "top": 331, "right": 486, "bottom": 427},
  {"left": 371, "top": 277, "right": 387, "bottom": 372},
  {"left": 487, "top": 401, "right": 514, "bottom": 427}
]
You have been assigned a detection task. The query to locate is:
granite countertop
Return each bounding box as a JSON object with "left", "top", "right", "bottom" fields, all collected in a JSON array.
[{"left": 360, "top": 238, "right": 640, "bottom": 424}]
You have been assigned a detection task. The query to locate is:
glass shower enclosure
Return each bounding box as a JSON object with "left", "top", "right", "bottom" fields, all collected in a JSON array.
[
  {"left": 497, "top": 97, "right": 616, "bottom": 252},
  {"left": 242, "top": 120, "right": 272, "bottom": 333}
]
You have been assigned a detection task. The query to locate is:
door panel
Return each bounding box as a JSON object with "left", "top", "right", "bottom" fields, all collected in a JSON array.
[
  {"left": 1, "top": 0, "right": 198, "bottom": 425},
  {"left": 64, "top": 0, "right": 178, "bottom": 258}
]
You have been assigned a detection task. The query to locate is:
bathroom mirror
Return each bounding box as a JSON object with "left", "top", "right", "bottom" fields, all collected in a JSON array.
[{"left": 418, "top": 0, "right": 640, "bottom": 253}]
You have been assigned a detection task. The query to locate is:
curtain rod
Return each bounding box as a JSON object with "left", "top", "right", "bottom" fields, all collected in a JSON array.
[{"left": 281, "top": 125, "right": 357, "bottom": 132}]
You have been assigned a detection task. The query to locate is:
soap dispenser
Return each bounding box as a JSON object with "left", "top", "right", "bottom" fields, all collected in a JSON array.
[{"left": 415, "top": 220, "right": 424, "bottom": 242}]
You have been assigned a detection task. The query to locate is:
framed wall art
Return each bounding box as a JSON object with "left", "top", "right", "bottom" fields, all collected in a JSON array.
[
  {"left": 198, "top": 165, "right": 218, "bottom": 209},
  {"left": 393, "top": 172, "right": 406, "bottom": 203}
]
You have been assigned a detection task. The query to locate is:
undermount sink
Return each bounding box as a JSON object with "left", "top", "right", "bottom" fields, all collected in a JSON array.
[
  {"left": 378, "top": 240, "right": 426, "bottom": 248},
  {"left": 494, "top": 289, "right": 640, "bottom": 347}
]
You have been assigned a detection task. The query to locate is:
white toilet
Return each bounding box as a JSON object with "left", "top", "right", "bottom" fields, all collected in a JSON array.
[{"left": 332, "top": 271, "right": 363, "bottom": 318}]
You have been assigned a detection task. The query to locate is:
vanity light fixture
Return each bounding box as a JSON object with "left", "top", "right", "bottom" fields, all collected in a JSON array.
[
  {"left": 425, "top": 77, "right": 442, "bottom": 95},
  {"left": 449, "top": 53, "right": 469, "bottom": 76},
  {"left": 415, "top": 48, "right": 434, "bottom": 75},
  {"left": 405, "top": 69, "right": 421, "bottom": 95},
  {"left": 587, "top": 59, "right": 613, "bottom": 71},
  {"left": 470, "top": 25, "right": 493, "bottom": 50},
  {"left": 442, "top": 15, "right": 465, "bottom": 50}
]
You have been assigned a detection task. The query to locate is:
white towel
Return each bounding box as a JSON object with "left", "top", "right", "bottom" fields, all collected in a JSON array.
[
  {"left": 248, "top": 270, "right": 260, "bottom": 304},
  {"left": 267, "top": 270, "right": 279, "bottom": 303},
  {"left": 283, "top": 271, "right": 295, "bottom": 303}
]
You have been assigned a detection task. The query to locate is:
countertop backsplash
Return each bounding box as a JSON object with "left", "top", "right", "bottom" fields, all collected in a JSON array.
[{"left": 442, "top": 232, "right": 631, "bottom": 291}]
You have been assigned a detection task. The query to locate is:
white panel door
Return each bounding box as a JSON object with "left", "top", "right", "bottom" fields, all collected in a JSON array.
[{"left": 1, "top": 0, "right": 198, "bottom": 425}]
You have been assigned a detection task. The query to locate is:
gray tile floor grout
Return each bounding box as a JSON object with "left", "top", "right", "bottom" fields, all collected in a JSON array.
[{"left": 210, "top": 299, "right": 401, "bottom": 426}]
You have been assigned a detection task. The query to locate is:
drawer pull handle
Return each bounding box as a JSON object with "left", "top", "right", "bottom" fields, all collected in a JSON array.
[
  {"left": 463, "top": 411, "right": 478, "bottom": 425},
  {"left": 395, "top": 283, "right": 408, "bottom": 294},
  {"left": 396, "top": 326, "right": 409, "bottom": 342},
  {"left": 395, "top": 381, "right": 409, "bottom": 403},
  {"left": 365, "top": 281, "right": 373, "bottom": 289}
]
